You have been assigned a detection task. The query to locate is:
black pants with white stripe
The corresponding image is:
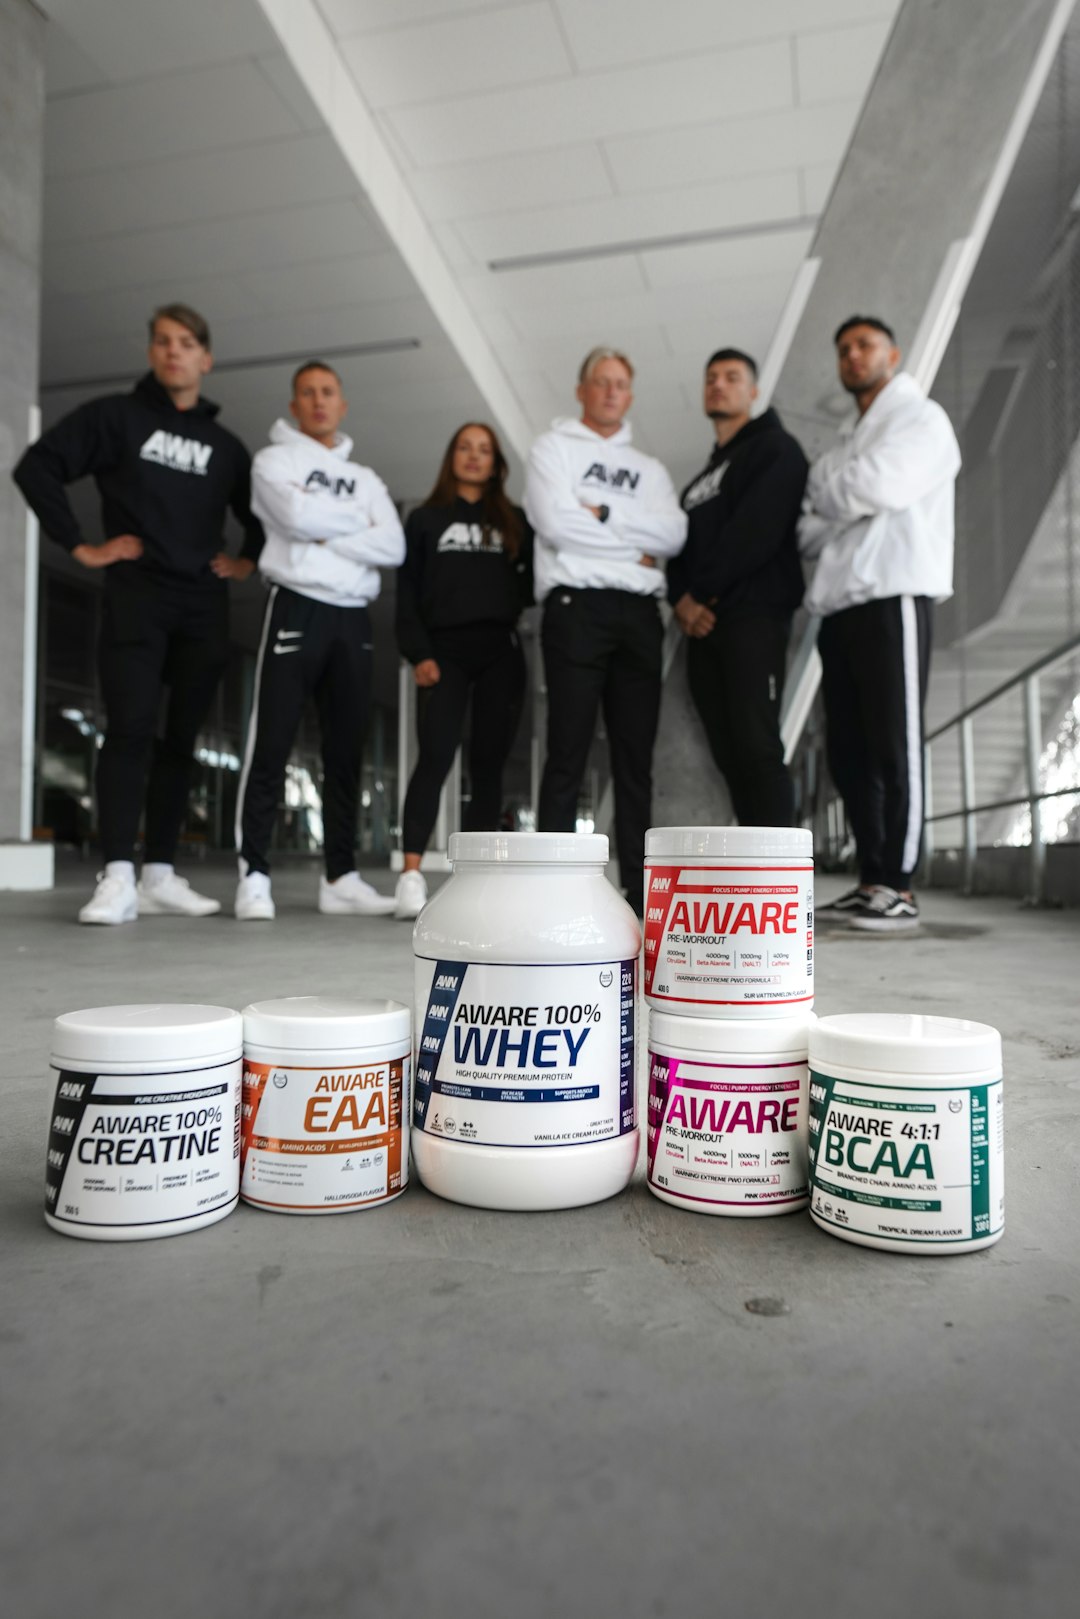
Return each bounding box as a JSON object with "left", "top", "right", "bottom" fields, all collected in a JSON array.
[
  {"left": 236, "top": 586, "right": 372, "bottom": 880},
  {"left": 538, "top": 587, "right": 663, "bottom": 909},
  {"left": 818, "top": 594, "right": 932, "bottom": 890}
]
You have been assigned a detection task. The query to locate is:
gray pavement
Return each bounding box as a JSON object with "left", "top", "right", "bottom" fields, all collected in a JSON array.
[{"left": 2, "top": 855, "right": 1078, "bottom": 1619}]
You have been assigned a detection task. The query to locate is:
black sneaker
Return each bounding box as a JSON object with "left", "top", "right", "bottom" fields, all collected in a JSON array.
[
  {"left": 848, "top": 887, "right": 920, "bottom": 932},
  {"left": 815, "top": 886, "right": 871, "bottom": 921}
]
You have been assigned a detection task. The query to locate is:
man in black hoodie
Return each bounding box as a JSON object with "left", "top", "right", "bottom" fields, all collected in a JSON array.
[
  {"left": 668, "top": 348, "right": 807, "bottom": 825},
  {"left": 14, "top": 303, "right": 264, "bottom": 924}
]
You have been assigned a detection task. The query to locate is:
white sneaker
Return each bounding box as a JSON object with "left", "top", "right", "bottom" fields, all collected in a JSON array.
[
  {"left": 79, "top": 868, "right": 138, "bottom": 926},
  {"left": 235, "top": 871, "right": 275, "bottom": 921},
  {"left": 318, "top": 871, "right": 397, "bottom": 916},
  {"left": 137, "top": 869, "right": 221, "bottom": 917},
  {"left": 394, "top": 869, "right": 428, "bottom": 920}
]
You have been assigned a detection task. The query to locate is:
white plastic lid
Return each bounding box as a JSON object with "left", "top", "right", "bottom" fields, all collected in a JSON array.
[
  {"left": 450, "top": 831, "right": 609, "bottom": 865},
  {"left": 650, "top": 1009, "right": 813, "bottom": 1058},
  {"left": 51, "top": 1004, "right": 242, "bottom": 1065},
  {"left": 242, "top": 996, "right": 410, "bottom": 1051},
  {"left": 810, "top": 1013, "right": 1001, "bottom": 1077},
  {"left": 645, "top": 825, "right": 812, "bottom": 859}
]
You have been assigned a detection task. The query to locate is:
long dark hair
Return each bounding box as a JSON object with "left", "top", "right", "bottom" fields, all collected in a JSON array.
[{"left": 424, "top": 421, "right": 522, "bottom": 558}]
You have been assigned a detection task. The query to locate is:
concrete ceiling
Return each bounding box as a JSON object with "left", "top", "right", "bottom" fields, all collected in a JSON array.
[{"left": 37, "top": 0, "right": 900, "bottom": 507}]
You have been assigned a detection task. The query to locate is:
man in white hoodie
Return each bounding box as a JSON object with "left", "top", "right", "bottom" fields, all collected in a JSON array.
[
  {"left": 525, "top": 348, "right": 688, "bottom": 913},
  {"left": 234, "top": 361, "right": 406, "bottom": 919},
  {"left": 798, "top": 317, "right": 961, "bottom": 933}
]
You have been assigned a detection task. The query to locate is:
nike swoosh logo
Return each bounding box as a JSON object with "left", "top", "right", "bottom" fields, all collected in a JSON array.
[{"left": 272, "top": 644, "right": 302, "bottom": 655}]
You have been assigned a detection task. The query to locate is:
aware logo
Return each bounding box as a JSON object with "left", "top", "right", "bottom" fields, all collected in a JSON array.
[
  {"left": 582, "top": 462, "right": 641, "bottom": 492},
  {"left": 683, "top": 461, "right": 729, "bottom": 510}
]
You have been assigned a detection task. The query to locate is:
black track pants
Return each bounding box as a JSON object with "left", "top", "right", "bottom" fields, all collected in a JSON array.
[
  {"left": 401, "top": 625, "right": 526, "bottom": 854},
  {"left": 686, "top": 614, "right": 794, "bottom": 826},
  {"left": 236, "top": 586, "right": 373, "bottom": 880},
  {"left": 538, "top": 587, "right": 663, "bottom": 906},
  {"left": 96, "top": 565, "right": 230, "bottom": 864},
  {"left": 818, "top": 594, "right": 933, "bottom": 890}
]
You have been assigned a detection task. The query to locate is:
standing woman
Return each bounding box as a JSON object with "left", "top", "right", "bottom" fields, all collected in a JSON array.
[{"left": 394, "top": 422, "right": 533, "bottom": 918}]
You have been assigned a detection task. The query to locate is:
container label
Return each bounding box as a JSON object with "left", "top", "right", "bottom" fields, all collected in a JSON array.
[
  {"left": 45, "top": 1060, "right": 242, "bottom": 1230},
  {"left": 643, "top": 862, "right": 814, "bottom": 1009},
  {"left": 240, "top": 1055, "right": 407, "bottom": 1211},
  {"left": 414, "top": 958, "right": 635, "bottom": 1148},
  {"left": 807, "top": 1070, "right": 1005, "bottom": 1245},
  {"left": 647, "top": 1050, "right": 808, "bottom": 1209}
]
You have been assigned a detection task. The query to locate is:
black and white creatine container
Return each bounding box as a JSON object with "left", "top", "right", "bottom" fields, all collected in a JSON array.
[{"left": 45, "top": 1004, "right": 243, "bottom": 1241}]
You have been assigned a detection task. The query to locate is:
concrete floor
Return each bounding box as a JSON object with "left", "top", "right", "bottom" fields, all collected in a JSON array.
[{"left": 2, "top": 855, "right": 1078, "bottom": 1619}]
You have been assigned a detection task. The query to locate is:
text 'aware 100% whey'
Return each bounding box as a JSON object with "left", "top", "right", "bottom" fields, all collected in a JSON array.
[{"left": 412, "top": 831, "right": 640, "bottom": 1211}]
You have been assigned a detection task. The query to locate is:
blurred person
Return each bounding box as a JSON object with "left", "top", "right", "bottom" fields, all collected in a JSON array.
[
  {"left": 13, "top": 303, "right": 263, "bottom": 925},
  {"left": 394, "top": 423, "right": 534, "bottom": 920},
  {"left": 234, "top": 361, "right": 405, "bottom": 920},
  {"left": 669, "top": 347, "right": 807, "bottom": 825},
  {"left": 799, "top": 316, "right": 961, "bottom": 933},
  {"left": 525, "top": 348, "right": 688, "bottom": 914}
]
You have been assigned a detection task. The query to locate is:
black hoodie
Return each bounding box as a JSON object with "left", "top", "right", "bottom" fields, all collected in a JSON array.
[
  {"left": 667, "top": 407, "right": 807, "bottom": 620},
  {"left": 396, "top": 497, "right": 534, "bottom": 665},
  {"left": 13, "top": 373, "right": 263, "bottom": 583}
]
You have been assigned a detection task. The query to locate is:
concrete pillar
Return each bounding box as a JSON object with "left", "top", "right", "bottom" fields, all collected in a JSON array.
[
  {"left": 776, "top": 0, "right": 1075, "bottom": 461},
  {"left": 0, "top": 0, "right": 51, "bottom": 888}
]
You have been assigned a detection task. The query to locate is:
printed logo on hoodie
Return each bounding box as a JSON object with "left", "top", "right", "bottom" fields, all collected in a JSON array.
[
  {"left": 139, "top": 430, "right": 213, "bottom": 476},
  {"left": 306, "top": 469, "right": 356, "bottom": 497},
  {"left": 683, "top": 461, "right": 729, "bottom": 511},
  {"left": 436, "top": 522, "right": 505, "bottom": 554},
  {"left": 582, "top": 461, "right": 641, "bottom": 492}
]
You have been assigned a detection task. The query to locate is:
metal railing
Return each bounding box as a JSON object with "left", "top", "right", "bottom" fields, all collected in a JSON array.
[{"left": 923, "top": 629, "right": 1080, "bottom": 902}]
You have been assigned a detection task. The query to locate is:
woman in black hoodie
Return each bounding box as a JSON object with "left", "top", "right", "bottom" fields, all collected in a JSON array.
[{"left": 394, "top": 422, "right": 533, "bottom": 917}]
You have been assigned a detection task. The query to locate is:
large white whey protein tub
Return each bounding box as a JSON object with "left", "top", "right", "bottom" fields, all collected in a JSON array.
[
  {"left": 644, "top": 826, "right": 813, "bottom": 1017},
  {"left": 647, "top": 1010, "right": 813, "bottom": 1216},
  {"left": 45, "top": 1004, "right": 242, "bottom": 1241},
  {"left": 412, "top": 831, "right": 640, "bottom": 1210},
  {"left": 241, "top": 997, "right": 410, "bottom": 1214},
  {"left": 807, "top": 1013, "right": 1004, "bottom": 1254}
]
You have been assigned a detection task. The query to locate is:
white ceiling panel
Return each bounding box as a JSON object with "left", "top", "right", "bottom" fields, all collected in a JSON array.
[
  {"left": 43, "top": 60, "right": 302, "bottom": 176},
  {"left": 44, "top": 133, "right": 364, "bottom": 244},
  {"left": 39, "top": 0, "right": 280, "bottom": 81},
  {"left": 555, "top": 0, "right": 899, "bottom": 71},
  {"left": 42, "top": 24, "right": 109, "bottom": 95},
  {"left": 457, "top": 252, "right": 648, "bottom": 314},
  {"left": 341, "top": 3, "right": 573, "bottom": 109},
  {"left": 44, "top": 200, "right": 386, "bottom": 296},
  {"left": 603, "top": 100, "right": 863, "bottom": 195},
  {"left": 802, "top": 159, "right": 840, "bottom": 213},
  {"left": 384, "top": 39, "right": 794, "bottom": 166},
  {"left": 457, "top": 170, "right": 801, "bottom": 263},
  {"left": 317, "top": 0, "right": 508, "bottom": 37},
  {"left": 796, "top": 18, "right": 894, "bottom": 104},
  {"left": 640, "top": 227, "right": 813, "bottom": 291},
  {"left": 407, "top": 143, "right": 613, "bottom": 224},
  {"left": 240, "top": 251, "right": 421, "bottom": 315}
]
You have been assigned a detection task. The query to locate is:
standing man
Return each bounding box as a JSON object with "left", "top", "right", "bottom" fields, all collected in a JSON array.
[
  {"left": 799, "top": 316, "right": 961, "bottom": 932},
  {"left": 13, "top": 304, "right": 263, "bottom": 925},
  {"left": 525, "top": 347, "right": 687, "bottom": 914},
  {"left": 234, "top": 361, "right": 405, "bottom": 920},
  {"left": 668, "top": 347, "right": 807, "bottom": 825}
]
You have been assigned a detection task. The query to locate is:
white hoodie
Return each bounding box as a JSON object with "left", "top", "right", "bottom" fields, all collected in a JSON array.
[
  {"left": 252, "top": 419, "right": 405, "bottom": 608},
  {"left": 525, "top": 417, "right": 687, "bottom": 601},
  {"left": 797, "top": 373, "right": 961, "bottom": 617}
]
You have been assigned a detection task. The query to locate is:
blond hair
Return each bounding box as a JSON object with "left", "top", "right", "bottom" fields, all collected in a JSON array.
[{"left": 578, "top": 346, "right": 634, "bottom": 384}]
